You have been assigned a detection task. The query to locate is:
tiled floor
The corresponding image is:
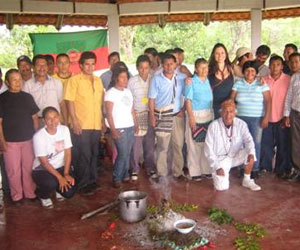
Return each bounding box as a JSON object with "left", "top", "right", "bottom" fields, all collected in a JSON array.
[{"left": 1, "top": 164, "right": 300, "bottom": 250}]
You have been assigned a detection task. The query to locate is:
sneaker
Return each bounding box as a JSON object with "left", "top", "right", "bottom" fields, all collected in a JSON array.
[
  {"left": 113, "top": 181, "right": 122, "bottom": 189},
  {"left": 150, "top": 171, "right": 158, "bottom": 179},
  {"left": 192, "top": 176, "right": 202, "bottom": 182},
  {"left": 242, "top": 179, "right": 261, "bottom": 191},
  {"left": 40, "top": 198, "right": 54, "bottom": 208},
  {"left": 55, "top": 192, "right": 65, "bottom": 201},
  {"left": 131, "top": 173, "right": 138, "bottom": 181},
  {"left": 203, "top": 174, "right": 212, "bottom": 179}
]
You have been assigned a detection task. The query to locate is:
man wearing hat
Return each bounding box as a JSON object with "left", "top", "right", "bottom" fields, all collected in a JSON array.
[
  {"left": 232, "top": 47, "right": 253, "bottom": 81},
  {"left": 204, "top": 99, "right": 261, "bottom": 191},
  {"left": 17, "top": 55, "right": 33, "bottom": 82}
]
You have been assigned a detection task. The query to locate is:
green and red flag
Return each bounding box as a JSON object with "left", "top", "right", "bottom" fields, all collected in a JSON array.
[{"left": 30, "top": 29, "right": 109, "bottom": 73}]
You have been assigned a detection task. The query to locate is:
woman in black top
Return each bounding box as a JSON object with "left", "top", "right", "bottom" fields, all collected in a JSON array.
[
  {"left": 0, "top": 69, "right": 39, "bottom": 205},
  {"left": 208, "top": 43, "right": 234, "bottom": 119}
]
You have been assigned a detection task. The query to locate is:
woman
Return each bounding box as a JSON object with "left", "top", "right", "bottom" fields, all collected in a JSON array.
[
  {"left": 230, "top": 61, "right": 271, "bottom": 178},
  {"left": 105, "top": 67, "right": 137, "bottom": 188},
  {"left": 0, "top": 69, "right": 39, "bottom": 205},
  {"left": 208, "top": 43, "right": 234, "bottom": 119},
  {"left": 32, "top": 107, "right": 76, "bottom": 208},
  {"left": 185, "top": 58, "right": 213, "bottom": 181}
]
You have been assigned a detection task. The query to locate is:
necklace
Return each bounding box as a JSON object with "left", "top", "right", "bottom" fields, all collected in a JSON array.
[{"left": 219, "top": 120, "right": 234, "bottom": 156}]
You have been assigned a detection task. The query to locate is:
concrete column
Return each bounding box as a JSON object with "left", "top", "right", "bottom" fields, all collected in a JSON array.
[
  {"left": 251, "top": 8, "right": 262, "bottom": 52},
  {"left": 107, "top": 14, "right": 120, "bottom": 53}
]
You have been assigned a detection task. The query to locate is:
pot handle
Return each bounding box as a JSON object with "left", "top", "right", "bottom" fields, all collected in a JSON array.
[
  {"left": 135, "top": 201, "right": 139, "bottom": 208},
  {"left": 126, "top": 200, "right": 130, "bottom": 208}
]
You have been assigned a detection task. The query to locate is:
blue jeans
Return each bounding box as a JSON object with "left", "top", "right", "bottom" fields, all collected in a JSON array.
[
  {"left": 261, "top": 121, "right": 291, "bottom": 174},
  {"left": 239, "top": 116, "right": 263, "bottom": 172},
  {"left": 113, "top": 127, "right": 134, "bottom": 182}
]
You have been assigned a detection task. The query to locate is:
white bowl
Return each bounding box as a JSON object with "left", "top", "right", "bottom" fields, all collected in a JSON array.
[{"left": 174, "top": 219, "right": 196, "bottom": 234}]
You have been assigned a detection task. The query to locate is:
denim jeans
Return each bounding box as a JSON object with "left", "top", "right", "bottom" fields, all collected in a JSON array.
[
  {"left": 239, "top": 116, "right": 263, "bottom": 172},
  {"left": 260, "top": 121, "right": 291, "bottom": 174},
  {"left": 113, "top": 127, "right": 134, "bottom": 182}
]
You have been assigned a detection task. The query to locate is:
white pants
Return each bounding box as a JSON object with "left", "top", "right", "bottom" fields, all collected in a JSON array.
[
  {"left": 185, "top": 119, "right": 211, "bottom": 176},
  {"left": 213, "top": 149, "right": 248, "bottom": 191}
]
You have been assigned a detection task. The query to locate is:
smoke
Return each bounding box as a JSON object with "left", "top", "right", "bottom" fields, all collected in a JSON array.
[{"left": 149, "top": 176, "right": 173, "bottom": 200}]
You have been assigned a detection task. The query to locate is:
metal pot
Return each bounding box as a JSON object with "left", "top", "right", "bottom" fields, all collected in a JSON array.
[{"left": 119, "top": 190, "right": 147, "bottom": 223}]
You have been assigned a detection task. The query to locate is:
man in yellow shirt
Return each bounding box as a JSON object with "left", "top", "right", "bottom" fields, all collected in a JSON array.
[
  {"left": 53, "top": 53, "right": 73, "bottom": 125},
  {"left": 64, "top": 51, "right": 104, "bottom": 195}
]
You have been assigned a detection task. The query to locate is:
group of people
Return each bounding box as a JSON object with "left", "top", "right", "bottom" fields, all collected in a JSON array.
[{"left": 0, "top": 41, "right": 299, "bottom": 208}]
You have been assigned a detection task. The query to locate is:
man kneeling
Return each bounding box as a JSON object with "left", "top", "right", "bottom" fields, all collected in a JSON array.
[{"left": 204, "top": 99, "right": 261, "bottom": 191}]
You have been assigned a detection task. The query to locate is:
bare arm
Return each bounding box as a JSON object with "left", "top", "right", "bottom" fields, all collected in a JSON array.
[
  {"left": 148, "top": 98, "right": 156, "bottom": 128},
  {"left": 38, "top": 155, "right": 71, "bottom": 192},
  {"left": 63, "top": 148, "right": 75, "bottom": 185},
  {"left": 32, "top": 114, "right": 39, "bottom": 131},
  {"left": 0, "top": 119, "right": 7, "bottom": 152},
  {"left": 59, "top": 101, "right": 68, "bottom": 126},
  {"left": 66, "top": 100, "right": 81, "bottom": 135},
  {"left": 185, "top": 100, "right": 196, "bottom": 131},
  {"left": 230, "top": 90, "right": 237, "bottom": 100},
  {"left": 261, "top": 90, "right": 271, "bottom": 128},
  {"left": 132, "top": 107, "right": 139, "bottom": 134},
  {"left": 105, "top": 101, "right": 119, "bottom": 139}
]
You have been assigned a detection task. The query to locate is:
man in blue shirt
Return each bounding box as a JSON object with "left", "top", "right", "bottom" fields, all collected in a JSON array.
[{"left": 149, "top": 54, "right": 186, "bottom": 179}]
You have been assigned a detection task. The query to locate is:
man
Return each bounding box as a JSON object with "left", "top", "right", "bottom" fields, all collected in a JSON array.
[
  {"left": 53, "top": 53, "right": 73, "bottom": 125},
  {"left": 288, "top": 52, "right": 300, "bottom": 76},
  {"left": 148, "top": 54, "right": 186, "bottom": 179},
  {"left": 17, "top": 55, "right": 33, "bottom": 81},
  {"left": 144, "top": 47, "right": 159, "bottom": 73},
  {"left": 284, "top": 67, "right": 300, "bottom": 181},
  {"left": 232, "top": 47, "right": 254, "bottom": 80},
  {"left": 173, "top": 47, "right": 192, "bottom": 77},
  {"left": 128, "top": 55, "right": 156, "bottom": 181},
  {"left": 255, "top": 45, "right": 271, "bottom": 77},
  {"left": 100, "top": 51, "right": 120, "bottom": 90},
  {"left": 23, "top": 54, "right": 65, "bottom": 126},
  {"left": 45, "top": 54, "right": 55, "bottom": 75},
  {"left": 261, "top": 56, "right": 291, "bottom": 177},
  {"left": 64, "top": 51, "right": 104, "bottom": 194},
  {"left": 283, "top": 43, "right": 298, "bottom": 75},
  {"left": 204, "top": 99, "right": 261, "bottom": 191}
]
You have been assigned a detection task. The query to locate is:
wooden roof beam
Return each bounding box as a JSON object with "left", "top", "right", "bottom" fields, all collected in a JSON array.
[
  {"left": 0, "top": 0, "right": 20, "bottom": 13},
  {"left": 119, "top": 1, "right": 168, "bottom": 16},
  {"left": 23, "top": 0, "right": 73, "bottom": 15}
]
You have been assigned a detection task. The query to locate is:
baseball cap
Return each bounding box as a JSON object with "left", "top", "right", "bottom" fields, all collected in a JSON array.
[{"left": 17, "top": 55, "right": 32, "bottom": 67}]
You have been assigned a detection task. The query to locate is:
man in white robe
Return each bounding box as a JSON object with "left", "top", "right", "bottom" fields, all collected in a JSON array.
[{"left": 204, "top": 99, "right": 261, "bottom": 191}]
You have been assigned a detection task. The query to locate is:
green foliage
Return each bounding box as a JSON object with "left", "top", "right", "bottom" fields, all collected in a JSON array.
[
  {"left": 234, "top": 235, "right": 261, "bottom": 250},
  {"left": 235, "top": 222, "right": 267, "bottom": 238},
  {"left": 207, "top": 206, "right": 233, "bottom": 225},
  {"left": 0, "top": 25, "right": 56, "bottom": 70},
  {"left": 147, "top": 201, "right": 198, "bottom": 215}
]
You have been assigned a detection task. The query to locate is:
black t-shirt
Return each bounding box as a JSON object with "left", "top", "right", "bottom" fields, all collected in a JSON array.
[{"left": 0, "top": 91, "right": 39, "bottom": 142}]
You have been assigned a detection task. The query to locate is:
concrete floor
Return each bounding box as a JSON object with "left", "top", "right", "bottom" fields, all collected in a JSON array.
[{"left": 1, "top": 163, "right": 300, "bottom": 250}]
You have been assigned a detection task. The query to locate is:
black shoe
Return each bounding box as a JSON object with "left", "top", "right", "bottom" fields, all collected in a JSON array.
[
  {"left": 174, "top": 175, "right": 186, "bottom": 181},
  {"left": 251, "top": 171, "right": 259, "bottom": 179},
  {"left": 27, "top": 197, "right": 39, "bottom": 202},
  {"left": 89, "top": 183, "right": 101, "bottom": 191},
  {"left": 79, "top": 186, "right": 94, "bottom": 196},
  {"left": 12, "top": 199, "right": 23, "bottom": 207}
]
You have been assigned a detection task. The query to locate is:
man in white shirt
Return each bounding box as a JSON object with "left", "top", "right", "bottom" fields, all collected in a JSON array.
[
  {"left": 23, "top": 55, "right": 66, "bottom": 126},
  {"left": 128, "top": 55, "right": 156, "bottom": 180},
  {"left": 204, "top": 99, "right": 261, "bottom": 191},
  {"left": 255, "top": 45, "right": 271, "bottom": 77},
  {"left": 284, "top": 72, "right": 300, "bottom": 181}
]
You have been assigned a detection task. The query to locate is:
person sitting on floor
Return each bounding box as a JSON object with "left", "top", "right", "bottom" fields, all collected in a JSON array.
[
  {"left": 204, "top": 99, "right": 261, "bottom": 191},
  {"left": 32, "top": 107, "right": 76, "bottom": 208}
]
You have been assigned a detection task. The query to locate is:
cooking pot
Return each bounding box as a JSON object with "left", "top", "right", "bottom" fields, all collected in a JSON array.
[{"left": 119, "top": 190, "right": 147, "bottom": 223}]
